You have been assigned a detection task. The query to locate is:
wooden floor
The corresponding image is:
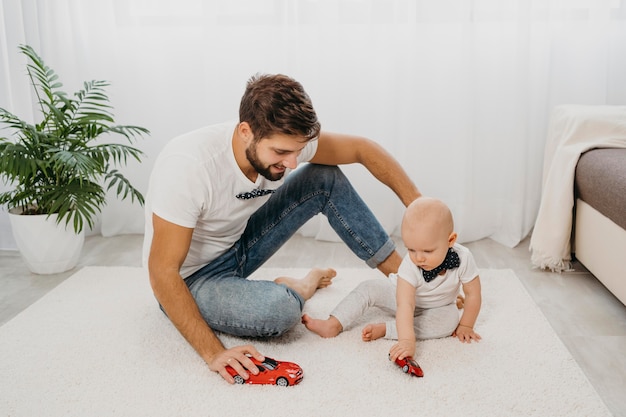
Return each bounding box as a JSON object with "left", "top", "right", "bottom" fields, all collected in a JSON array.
[{"left": 1, "top": 234, "right": 625, "bottom": 416}]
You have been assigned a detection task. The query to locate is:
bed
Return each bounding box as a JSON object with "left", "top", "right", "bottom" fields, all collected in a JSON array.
[
  {"left": 530, "top": 105, "right": 626, "bottom": 306},
  {"left": 574, "top": 148, "right": 626, "bottom": 305}
]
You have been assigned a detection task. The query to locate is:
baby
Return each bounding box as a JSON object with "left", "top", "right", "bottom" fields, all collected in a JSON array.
[{"left": 302, "top": 197, "right": 482, "bottom": 361}]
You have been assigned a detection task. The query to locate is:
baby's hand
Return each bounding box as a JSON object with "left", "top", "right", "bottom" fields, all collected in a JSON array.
[
  {"left": 452, "top": 324, "right": 481, "bottom": 343},
  {"left": 389, "top": 339, "right": 415, "bottom": 361}
]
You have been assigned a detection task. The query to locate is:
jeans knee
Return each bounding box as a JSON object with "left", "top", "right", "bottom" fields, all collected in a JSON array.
[
  {"left": 260, "top": 286, "right": 303, "bottom": 337},
  {"left": 271, "top": 308, "right": 301, "bottom": 337},
  {"left": 300, "top": 164, "right": 344, "bottom": 185}
]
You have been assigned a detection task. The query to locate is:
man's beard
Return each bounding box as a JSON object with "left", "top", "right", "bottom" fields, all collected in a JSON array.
[{"left": 246, "top": 144, "right": 285, "bottom": 181}]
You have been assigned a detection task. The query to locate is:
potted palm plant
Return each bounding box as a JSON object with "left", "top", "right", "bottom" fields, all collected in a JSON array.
[{"left": 0, "top": 44, "right": 149, "bottom": 274}]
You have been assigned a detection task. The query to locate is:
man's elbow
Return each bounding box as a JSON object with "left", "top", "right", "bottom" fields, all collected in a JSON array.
[{"left": 147, "top": 259, "right": 176, "bottom": 298}]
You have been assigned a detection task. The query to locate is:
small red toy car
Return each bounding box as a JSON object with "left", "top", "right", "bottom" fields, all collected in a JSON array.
[
  {"left": 391, "top": 355, "right": 424, "bottom": 377},
  {"left": 226, "top": 356, "right": 304, "bottom": 386}
]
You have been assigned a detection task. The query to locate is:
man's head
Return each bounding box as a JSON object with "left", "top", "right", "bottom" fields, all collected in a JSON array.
[
  {"left": 239, "top": 73, "right": 320, "bottom": 143},
  {"left": 401, "top": 197, "right": 458, "bottom": 272},
  {"left": 238, "top": 74, "right": 321, "bottom": 181}
]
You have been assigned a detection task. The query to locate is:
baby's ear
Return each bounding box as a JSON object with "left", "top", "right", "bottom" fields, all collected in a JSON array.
[{"left": 448, "top": 232, "right": 458, "bottom": 247}]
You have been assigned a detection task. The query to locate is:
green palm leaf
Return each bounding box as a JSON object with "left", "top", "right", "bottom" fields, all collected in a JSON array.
[{"left": 0, "top": 44, "right": 150, "bottom": 233}]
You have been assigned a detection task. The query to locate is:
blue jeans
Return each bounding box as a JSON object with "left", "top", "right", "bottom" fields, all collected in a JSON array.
[{"left": 185, "top": 164, "right": 395, "bottom": 338}]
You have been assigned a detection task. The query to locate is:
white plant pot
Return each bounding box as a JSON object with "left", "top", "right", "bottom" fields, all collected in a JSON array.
[{"left": 8, "top": 209, "right": 85, "bottom": 274}]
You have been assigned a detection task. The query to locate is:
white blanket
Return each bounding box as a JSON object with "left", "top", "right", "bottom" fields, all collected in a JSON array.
[{"left": 530, "top": 105, "right": 626, "bottom": 272}]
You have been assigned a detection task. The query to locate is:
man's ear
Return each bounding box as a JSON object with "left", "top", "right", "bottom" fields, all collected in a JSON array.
[
  {"left": 237, "top": 122, "right": 254, "bottom": 144},
  {"left": 448, "top": 232, "right": 458, "bottom": 247}
]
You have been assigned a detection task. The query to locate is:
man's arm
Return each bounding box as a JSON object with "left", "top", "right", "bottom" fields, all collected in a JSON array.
[
  {"left": 309, "top": 132, "right": 421, "bottom": 206},
  {"left": 148, "top": 214, "right": 263, "bottom": 382}
]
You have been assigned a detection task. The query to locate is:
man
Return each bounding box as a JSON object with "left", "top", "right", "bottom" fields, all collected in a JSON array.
[{"left": 143, "top": 73, "right": 421, "bottom": 384}]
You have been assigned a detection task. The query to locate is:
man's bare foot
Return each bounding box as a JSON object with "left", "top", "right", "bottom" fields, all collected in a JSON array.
[
  {"left": 361, "top": 323, "right": 386, "bottom": 341},
  {"left": 301, "top": 314, "right": 343, "bottom": 338},
  {"left": 456, "top": 295, "right": 465, "bottom": 309},
  {"left": 274, "top": 267, "right": 336, "bottom": 301}
]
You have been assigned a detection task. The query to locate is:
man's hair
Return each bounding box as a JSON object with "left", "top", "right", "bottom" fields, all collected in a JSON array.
[{"left": 239, "top": 73, "right": 321, "bottom": 142}]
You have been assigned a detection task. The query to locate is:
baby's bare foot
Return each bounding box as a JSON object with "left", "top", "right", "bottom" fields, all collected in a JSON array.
[
  {"left": 456, "top": 295, "right": 465, "bottom": 309},
  {"left": 361, "top": 323, "right": 386, "bottom": 341},
  {"left": 302, "top": 314, "right": 343, "bottom": 338},
  {"left": 275, "top": 268, "right": 336, "bottom": 300}
]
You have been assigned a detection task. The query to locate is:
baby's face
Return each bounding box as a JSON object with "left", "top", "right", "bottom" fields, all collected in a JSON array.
[{"left": 402, "top": 223, "right": 451, "bottom": 272}]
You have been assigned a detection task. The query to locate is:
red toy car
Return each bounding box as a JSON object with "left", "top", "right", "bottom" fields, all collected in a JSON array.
[
  {"left": 391, "top": 355, "right": 424, "bottom": 377},
  {"left": 226, "top": 356, "right": 304, "bottom": 386}
]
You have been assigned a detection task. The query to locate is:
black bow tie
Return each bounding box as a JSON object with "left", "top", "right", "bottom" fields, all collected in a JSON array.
[
  {"left": 421, "top": 248, "right": 460, "bottom": 282},
  {"left": 236, "top": 189, "right": 275, "bottom": 200}
]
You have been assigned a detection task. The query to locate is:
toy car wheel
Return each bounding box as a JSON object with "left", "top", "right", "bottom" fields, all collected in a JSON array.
[
  {"left": 233, "top": 375, "right": 245, "bottom": 384},
  {"left": 402, "top": 365, "right": 410, "bottom": 373},
  {"left": 276, "top": 377, "right": 289, "bottom": 387}
]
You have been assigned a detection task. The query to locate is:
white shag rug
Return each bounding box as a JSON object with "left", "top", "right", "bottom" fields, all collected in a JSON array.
[{"left": 0, "top": 267, "right": 611, "bottom": 417}]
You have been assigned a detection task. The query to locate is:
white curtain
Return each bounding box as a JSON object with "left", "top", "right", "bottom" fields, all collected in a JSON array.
[{"left": 1, "top": 0, "right": 625, "bottom": 250}]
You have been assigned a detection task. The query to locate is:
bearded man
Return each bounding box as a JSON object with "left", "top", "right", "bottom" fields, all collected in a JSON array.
[{"left": 143, "top": 73, "right": 421, "bottom": 383}]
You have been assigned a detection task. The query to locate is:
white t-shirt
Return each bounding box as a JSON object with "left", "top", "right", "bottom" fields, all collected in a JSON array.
[
  {"left": 142, "top": 121, "right": 318, "bottom": 278},
  {"left": 392, "top": 243, "right": 479, "bottom": 309}
]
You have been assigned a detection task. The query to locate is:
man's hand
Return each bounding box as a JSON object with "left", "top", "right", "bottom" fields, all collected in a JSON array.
[
  {"left": 452, "top": 325, "right": 482, "bottom": 343},
  {"left": 209, "top": 345, "right": 266, "bottom": 384}
]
